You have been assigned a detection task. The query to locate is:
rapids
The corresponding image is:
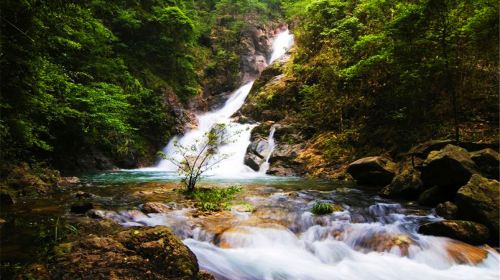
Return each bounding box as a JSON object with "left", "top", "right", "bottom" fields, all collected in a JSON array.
[{"left": 88, "top": 176, "right": 499, "bottom": 280}]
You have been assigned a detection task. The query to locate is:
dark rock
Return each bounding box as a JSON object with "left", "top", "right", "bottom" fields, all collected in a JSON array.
[
  {"left": 244, "top": 153, "right": 262, "bottom": 171},
  {"left": 455, "top": 174, "right": 499, "bottom": 241},
  {"left": 408, "top": 140, "right": 455, "bottom": 159},
  {"left": 470, "top": 148, "right": 499, "bottom": 180},
  {"left": 379, "top": 167, "right": 424, "bottom": 199},
  {"left": 70, "top": 202, "right": 94, "bottom": 214},
  {"left": 418, "top": 220, "right": 490, "bottom": 245},
  {"left": 347, "top": 156, "right": 397, "bottom": 186},
  {"left": 51, "top": 226, "right": 207, "bottom": 279},
  {"left": 141, "top": 202, "right": 172, "bottom": 214},
  {"left": 0, "top": 190, "right": 15, "bottom": 206},
  {"left": 418, "top": 186, "right": 451, "bottom": 206},
  {"left": 421, "top": 145, "right": 477, "bottom": 190},
  {"left": 435, "top": 201, "right": 458, "bottom": 219}
]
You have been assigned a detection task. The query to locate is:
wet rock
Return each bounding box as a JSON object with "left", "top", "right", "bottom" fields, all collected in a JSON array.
[
  {"left": 70, "top": 202, "right": 94, "bottom": 214},
  {"left": 354, "top": 233, "right": 415, "bottom": 257},
  {"left": 244, "top": 153, "right": 262, "bottom": 171},
  {"left": 435, "top": 201, "right": 458, "bottom": 219},
  {"left": 421, "top": 145, "right": 477, "bottom": 190},
  {"left": 418, "top": 186, "right": 451, "bottom": 206},
  {"left": 51, "top": 226, "right": 207, "bottom": 279},
  {"left": 58, "top": 176, "right": 80, "bottom": 187},
  {"left": 379, "top": 167, "right": 424, "bottom": 199},
  {"left": 141, "top": 202, "right": 172, "bottom": 214},
  {"left": 470, "top": 148, "right": 500, "bottom": 180},
  {"left": 347, "top": 156, "right": 397, "bottom": 186},
  {"left": 455, "top": 174, "right": 499, "bottom": 241},
  {"left": 74, "top": 191, "right": 93, "bottom": 199},
  {"left": 0, "top": 190, "right": 15, "bottom": 205},
  {"left": 445, "top": 240, "right": 489, "bottom": 264},
  {"left": 267, "top": 143, "right": 305, "bottom": 176},
  {"left": 419, "top": 220, "right": 490, "bottom": 245}
]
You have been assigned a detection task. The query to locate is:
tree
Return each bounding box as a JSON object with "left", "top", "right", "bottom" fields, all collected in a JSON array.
[{"left": 162, "top": 124, "right": 234, "bottom": 192}]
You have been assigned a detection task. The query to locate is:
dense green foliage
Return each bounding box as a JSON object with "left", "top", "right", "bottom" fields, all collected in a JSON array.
[
  {"left": 0, "top": 0, "right": 283, "bottom": 173},
  {"left": 183, "top": 185, "right": 241, "bottom": 211},
  {"left": 277, "top": 0, "right": 498, "bottom": 159}
]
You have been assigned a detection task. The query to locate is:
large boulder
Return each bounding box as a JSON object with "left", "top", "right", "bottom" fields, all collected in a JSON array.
[
  {"left": 267, "top": 144, "right": 305, "bottom": 176},
  {"left": 470, "top": 148, "right": 500, "bottom": 180},
  {"left": 141, "top": 202, "right": 172, "bottom": 214},
  {"left": 421, "top": 145, "right": 477, "bottom": 189},
  {"left": 379, "top": 167, "right": 424, "bottom": 199},
  {"left": 51, "top": 226, "right": 210, "bottom": 279},
  {"left": 244, "top": 153, "right": 262, "bottom": 171},
  {"left": 455, "top": 174, "right": 500, "bottom": 241},
  {"left": 347, "top": 156, "right": 397, "bottom": 186},
  {"left": 418, "top": 220, "right": 490, "bottom": 245}
]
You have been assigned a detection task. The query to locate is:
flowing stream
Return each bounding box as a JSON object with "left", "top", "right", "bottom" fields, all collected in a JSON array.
[{"left": 77, "top": 173, "right": 499, "bottom": 280}]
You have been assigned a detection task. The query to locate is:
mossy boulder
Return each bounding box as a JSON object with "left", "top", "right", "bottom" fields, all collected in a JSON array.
[
  {"left": 470, "top": 148, "right": 499, "bottom": 180},
  {"left": 379, "top": 166, "right": 424, "bottom": 199},
  {"left": 347, "top": 156, "right": 397, "bottom": 186},
  {"left": 418, "top": 220, "right": 490, "bottom": 245},
  {"left": 455, "top": 174, "right": 500, "bottom": 242},
  {"left": 421, "top": 145, "right": 477, "bottom": 190},
  {"left": 51, "top": 226, "right": 207, "bottom": 279}
]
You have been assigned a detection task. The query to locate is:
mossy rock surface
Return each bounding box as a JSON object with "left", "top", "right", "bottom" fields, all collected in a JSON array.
[
  {"left": 455, "top": 174, "right": 500, "bottom": 243},
  {"left": 51, "top": 226, "right": 207, "bottom": 279},
  {"left": 418, "top": 220, "right": 490, "bottom": 245}
]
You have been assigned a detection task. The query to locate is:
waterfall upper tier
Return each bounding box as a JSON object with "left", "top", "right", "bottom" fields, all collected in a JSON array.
[{"left": 144, "top": 29, "right": 294, "bottom": 178}]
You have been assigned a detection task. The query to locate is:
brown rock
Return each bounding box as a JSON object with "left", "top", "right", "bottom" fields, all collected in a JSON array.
[
  {"left": 141, "top": 202, "right": 172, "bottom": 214},
  {"left": 347, "top": 156, "right": 397, "bottom": 186},
  {"left": 445, "top": 240, "right": 489, "bottom": 265},
  {"left": 419, "top": 220, "right": 490, "bottom": 245}
]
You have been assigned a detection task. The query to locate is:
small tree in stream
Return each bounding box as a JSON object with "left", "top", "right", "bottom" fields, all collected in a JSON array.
[{"left": 161, "top": 123, "right": 234, "bottom": 192}]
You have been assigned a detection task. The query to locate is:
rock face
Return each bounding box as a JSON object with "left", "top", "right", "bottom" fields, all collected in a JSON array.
[
  {"left": 268, "top": 143, "right": 305, "bottom": 176},
  {"left": 347, "top": 156, "right": 397, "bottom": 186},
  {"left": 421, "top": 145, "right": 477, "bottom": 189},
  {"left": 141, "top": 202, "right": 172, "bottom": 214},
  {"left": 379, "top": 166, "right": 424, "bottom": 199},
  {"left": 418, "top": 186, "right": 451, "bottom": 206},
  {"left": 51, "top": 226, "right": 209, "bottom": 279},
  {"left": 435, "top": 201, "right": 458, "bottom": 219},
  {"left": 240, "top": 26, "right": 275, "bottom": 82},
  {"left": 455, "top": 174, "right": 500, "bottom": 241},
  {"left": 419, "top": 220, "right": 490, "bottom": 245},
  {"left": 470, "top": 148, "right": 500, "bottom": 180}
]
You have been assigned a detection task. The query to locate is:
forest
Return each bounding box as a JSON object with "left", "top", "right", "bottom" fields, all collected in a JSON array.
[{"left": 0, "top": 0, "right": 498, "bottom": 279}]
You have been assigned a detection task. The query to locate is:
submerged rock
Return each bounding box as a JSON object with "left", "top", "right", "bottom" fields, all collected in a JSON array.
[
  {"left": 347, "top": 156, "right": 397, "bottom": 186},
  {"left": 455, "top": 174, "right": 500, "bottom": 241},
  {"left": 421, "top": 145, "right": 477, "bottom": 189},
  {"left": 419, "top": 220, "right": 490, "bottom": 245},
  {"left": 379, "top": 166, "right": 424, "bottom": 199},
  {"left": 51, "top": 226, "right": 209, "bottom": 279},
  {"left": 470, "top": 148, "right": 500, "bottom": 180}
]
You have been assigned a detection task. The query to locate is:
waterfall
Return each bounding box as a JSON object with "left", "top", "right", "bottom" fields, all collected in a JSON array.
[
  {"left": 148, "top": 29, "right": 294, "bottom": 177},
  {"left": 258, "top": 125, "right": 276, "bottom": 174}
]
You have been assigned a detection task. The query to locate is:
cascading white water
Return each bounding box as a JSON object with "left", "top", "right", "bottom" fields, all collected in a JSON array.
[
  {"left": 258, "top": 125, "right": 276, "bottom": 174},
  {"left": 150, "top": 29, "right": 294, "bottom": 177}
]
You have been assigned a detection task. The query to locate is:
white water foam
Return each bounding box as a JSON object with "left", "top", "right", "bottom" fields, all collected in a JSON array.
[{"left": 144, "top": 30, "right": 294, "bottom": 178}]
